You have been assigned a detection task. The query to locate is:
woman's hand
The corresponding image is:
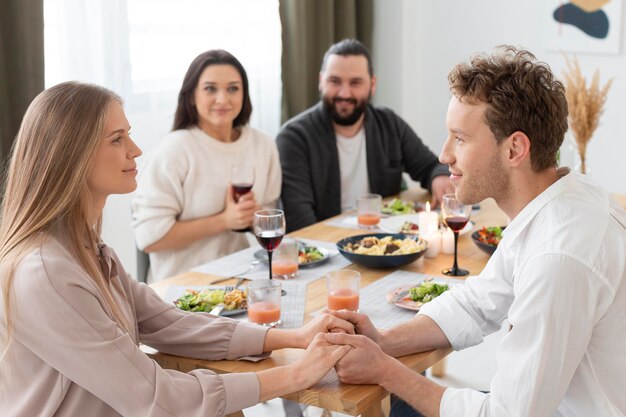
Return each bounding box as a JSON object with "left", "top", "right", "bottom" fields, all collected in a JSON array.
[
  {"left": 257, "top": 333, "right": 353, "bottom": 402},
  {"left": 263, "top": 313, "right": 355, "bottom": 352},
  {"left": 222, "top": 186, "right": 260, "bottom": 230},
  {"left": 290, "top": 333, "right": 353, "bottom": 388}
]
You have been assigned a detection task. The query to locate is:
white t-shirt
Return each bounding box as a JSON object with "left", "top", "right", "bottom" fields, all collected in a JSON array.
[{"left": 336, "top": 128, "right": 369, "bottom": 211}]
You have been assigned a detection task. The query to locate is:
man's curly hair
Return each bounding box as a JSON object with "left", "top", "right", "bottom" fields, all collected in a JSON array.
[{"left": 448, "top": 46, "right": 568, "bottom": 171}]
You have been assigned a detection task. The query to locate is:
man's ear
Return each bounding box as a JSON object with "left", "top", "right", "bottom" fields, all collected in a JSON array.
[
  {"left": 506, "top": 131, "right": 531, "bottom": 167},
  {"left": 370, "top": 75, "right": 377, "bottom": 97},
  {"left": 318, "top": 72, "right": 324, "bottom": 91}
]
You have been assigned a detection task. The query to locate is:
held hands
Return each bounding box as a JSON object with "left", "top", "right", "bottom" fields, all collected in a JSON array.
[
  {"left": 289, "top": 333, "right": 353, "bottom": 389},
  {"left": 325, "top": 333, "right": 392, "bottom": 385},
  {"left": 223, "top": 185, "right": 261, "bottom": 230},
  {"left": 293, "top": 313, "right": 356, "bottom": 348},
  {"left": 327, "top": 309, "right": 381, "bottom": 345},
  {"left": 430, "top": 175, "right": 455, "bottom": 208}
]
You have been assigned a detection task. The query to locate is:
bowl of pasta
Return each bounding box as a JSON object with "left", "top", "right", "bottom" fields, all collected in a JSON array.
[{"left": 336, "top": 233, "right": 428, "bottom": 268}]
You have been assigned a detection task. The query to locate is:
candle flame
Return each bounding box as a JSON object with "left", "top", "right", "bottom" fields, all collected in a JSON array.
[{"left": 425, "top": 201, "right": 431, "bottom": 212}]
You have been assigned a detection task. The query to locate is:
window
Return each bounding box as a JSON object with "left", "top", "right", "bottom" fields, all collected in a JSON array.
[{"left": 44, "top": 0, "right": 282, "bottom": 274}]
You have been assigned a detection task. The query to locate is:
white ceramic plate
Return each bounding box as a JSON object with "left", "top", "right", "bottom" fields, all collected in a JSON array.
[
  {"left": 386, "top": 278, "right": 458, "bottom": 311},
  {"left": 379, "top": 214, "right": 473, "bottom": 236},
  {"left": 173, "top": 286, "right": 247, "bottom": 316},
  {"left": 253, "top": 246, "right": 332, "bottom": 268}
]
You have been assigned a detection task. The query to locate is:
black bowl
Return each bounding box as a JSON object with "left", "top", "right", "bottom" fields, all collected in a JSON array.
[
  {"left": 471, "top": 227, "right": 505, "bottom": 256},
  {"left": 336, "top": 233, "right": 428, "bottom": 268}
]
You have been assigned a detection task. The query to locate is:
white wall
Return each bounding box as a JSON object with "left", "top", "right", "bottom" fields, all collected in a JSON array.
[
  {"left": 373, "top": 0, "right": 626, "bottom": 195},
  {"left": 105, "top": 1, "right": 626, "bottom": 277}
]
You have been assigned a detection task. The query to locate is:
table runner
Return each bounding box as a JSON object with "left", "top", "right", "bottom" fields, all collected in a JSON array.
[
  {"left": 191, "top": 238, "right": 351, "bottom": 282},
  {"left": 162, "top": 239, "right": 352, "bottom": 328},
  {"left": 162, "top": 278, "right": 310, "bottom": 328},
  {"left": 319, "top": 270, "right": 464, "bottom": 330}
]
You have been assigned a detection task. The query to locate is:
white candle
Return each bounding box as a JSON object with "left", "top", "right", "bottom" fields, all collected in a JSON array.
[
  {"left": 424, "top": 232, "right": 441, "bottom": 258},
  {"left": 418, "top": 202, "right": 439, "bottom": 236},
  {"left": 441, "top": 227, "right": 455, "bottom": 254}
]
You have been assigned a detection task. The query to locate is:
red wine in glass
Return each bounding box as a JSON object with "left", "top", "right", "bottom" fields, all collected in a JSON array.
[
  {"left": 253, "top": 209, "right": 286, "bottom": 282},
  {"left": 231, "top": 163, "right": 255, "bottom": 233},
  {"left": 441, "top": 194, "right": 472, "bottom": 277},
  {"left": 444, "top": 216, "right": 469, "bottom": 232},
  {"left": 232, "top": 183, "right": 253, "bottom": 203},
  {"left": 255, "top": 230, "right": 284, "bottom": 252},
  {"left": 232, "top": 183, "right": 253, "bottom": 233}
]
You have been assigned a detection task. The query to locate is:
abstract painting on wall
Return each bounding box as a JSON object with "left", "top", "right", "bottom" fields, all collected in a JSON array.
[{"left": 543, "top": 0, "right": 623, "bottom": 53}]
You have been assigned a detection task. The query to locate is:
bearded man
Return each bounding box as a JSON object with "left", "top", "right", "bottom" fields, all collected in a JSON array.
[{"left": 276, "top": 39, "right": 452, "bottom": 232}]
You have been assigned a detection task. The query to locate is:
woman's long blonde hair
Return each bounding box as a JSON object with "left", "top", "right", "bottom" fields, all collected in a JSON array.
[{"left": 0, "top": 82, "right": 131, "bottom": 376}]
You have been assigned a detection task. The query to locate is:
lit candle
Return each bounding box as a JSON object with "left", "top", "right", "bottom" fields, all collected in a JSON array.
[
  {"left": 424, "top": 232, "right": 441, "bottom": 258},
  {"left": 441, "top": 227, "right": 455, "bottom": 254},
  {"left": 418, "top": 201, "right": 439, "bottom": 236}
]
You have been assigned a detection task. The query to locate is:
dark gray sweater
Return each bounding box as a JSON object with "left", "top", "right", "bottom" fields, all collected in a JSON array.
[{"left": 276, "top": 102, "right": 449, "bottom": 232}]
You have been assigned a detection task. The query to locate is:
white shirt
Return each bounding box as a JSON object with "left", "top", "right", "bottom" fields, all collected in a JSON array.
[
  {"left": 336, "top": 128, "right": 369, "bottom": 211},
  {"left": 132, "top": 126, "right": 282, "bottom": 282},
  {"left": 419, "top": 168, "right": 626, "bottom": 417}
]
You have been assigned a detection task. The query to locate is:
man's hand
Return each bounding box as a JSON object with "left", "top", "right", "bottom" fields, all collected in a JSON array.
[
  {"left": 327, "top": 309, "right": 381, "bottom": 344},
  {"left": 289, "top": 333, "right": 353, "bottom": 388},
  {"left": 430, "top": 175, "right": 455, "bottom": 208},
  {"left": 325, "top": 333, "right": 393, "bottom": 385}
]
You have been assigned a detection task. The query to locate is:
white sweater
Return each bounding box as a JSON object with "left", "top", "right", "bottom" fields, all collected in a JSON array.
[{"left": 132, "top": 126, "right": 281, "bottom": 282}]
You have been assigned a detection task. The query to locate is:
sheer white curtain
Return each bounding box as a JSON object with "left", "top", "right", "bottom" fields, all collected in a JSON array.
[{"left": 44, "top": 0, "right": 282, "bottom": 275}]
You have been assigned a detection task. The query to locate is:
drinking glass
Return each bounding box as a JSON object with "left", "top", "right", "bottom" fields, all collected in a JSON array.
[
  {"left": 253, "top": 209, "right": 285, "bottom": 281},
  {"left": 230, "top": 162, "right": 255, "bottom": 203},
  {"left": 326, "top": 270, "right": 360, "bottom": 311},
  {"left": 272, "top": 237, "right": 299, "bottom": 279},
  {"left": 230, "top": 163, "right": 255, "bottom": 233},
  {"left": 357, "top": 194, "right": 382, "bottom": 229},
  {"left": 247, "top": 279, "right": 282, "bottom": 326},
  {"left": 441, "top": 194, "right": 472, "bottom": 276}
]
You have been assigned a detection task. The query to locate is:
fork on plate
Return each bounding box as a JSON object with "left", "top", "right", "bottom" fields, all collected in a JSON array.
[{"left": 209, "top": 278, "right": 245, "bottom": 315}]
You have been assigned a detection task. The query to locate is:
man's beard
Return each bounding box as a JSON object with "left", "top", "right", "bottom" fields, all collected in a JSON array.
[
  {"left": 322, "top": 94, "right": 370, "bottom": 126},
  {"left": 456, "top": 152, "right": 511, "bottom": 206}
]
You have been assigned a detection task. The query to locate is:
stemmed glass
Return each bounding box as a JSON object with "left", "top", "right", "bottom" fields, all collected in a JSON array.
[
  {"left": 253, "top": 209, "right": 286, "bottom": 281},
  {"left": 230, "top": 162, "right": 255, "bottom": 233},
  {"left": 230, "top": 162, "right": 255, "bottom": 203},
  {"left": 441, "top": 194, "right": 472, "bottom": 276}
]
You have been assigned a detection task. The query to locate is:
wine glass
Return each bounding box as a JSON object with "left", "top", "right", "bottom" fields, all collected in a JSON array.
[
  {"left": 253, "top": 209, "right": 286, "bottom": 281},
  {"left": 230, "top": 162, "right": 255, "bottom": 203},
  {"left": 441, "top": 194, "right": 472, "bottom": 276},
  {"left": 230, "top": 162, "right": 255, "bottom": 232}
]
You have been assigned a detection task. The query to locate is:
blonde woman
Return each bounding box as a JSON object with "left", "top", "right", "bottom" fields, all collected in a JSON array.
[{"left": 0, "top": 82, "right": 352, "bottom": 416}]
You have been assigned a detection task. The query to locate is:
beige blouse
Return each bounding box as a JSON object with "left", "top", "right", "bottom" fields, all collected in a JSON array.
[{"left": 1, "top": 237, "right": 269, "bottom": 416}]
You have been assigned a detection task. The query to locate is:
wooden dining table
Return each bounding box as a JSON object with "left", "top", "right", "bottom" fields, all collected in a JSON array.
[{"left": 146, "top": 192, "right": 626, "bottom": 417}]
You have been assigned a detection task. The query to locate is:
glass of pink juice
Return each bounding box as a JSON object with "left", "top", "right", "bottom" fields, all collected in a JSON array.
[
  {"left": 326, "top": 270, "right": 360, "bottom": 312},
  {"left": 272, "top": 237, "right": 299, "bottom": 279},
  {"left": 357, "top": 194, "right": 382, "bottom": 229},
  {"left": 247, "top": 280, "right": 282, "bottom": 326}
]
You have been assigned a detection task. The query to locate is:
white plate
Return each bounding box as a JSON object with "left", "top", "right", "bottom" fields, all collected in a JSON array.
[
  {"left": 386, "top": 278, "right": 458, "bottom": 311},
  {"left": 173, "top": 286, "right": 247, "bottom": 316},
  {"left": 253, "top": 246, "right": 332, "bottom": 268},
  {"left": 379, "top": 214, "right": 473, "bottom": 236}
]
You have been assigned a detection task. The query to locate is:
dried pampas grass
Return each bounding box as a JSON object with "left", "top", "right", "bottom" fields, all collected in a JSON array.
[{"left": 562, "top": 55, "right": 612, "bottom": 174}]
